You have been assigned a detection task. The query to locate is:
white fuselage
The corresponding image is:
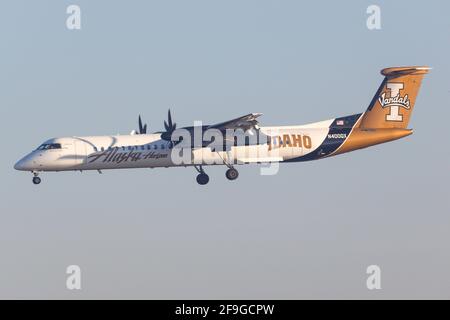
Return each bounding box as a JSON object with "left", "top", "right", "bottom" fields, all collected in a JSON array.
[{"left": 14, "top": 120, "right": 335, "bottom": 172}]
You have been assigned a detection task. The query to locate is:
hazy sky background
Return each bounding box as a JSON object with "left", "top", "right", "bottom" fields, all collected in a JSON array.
[{"left": 0, "top": 0, "right": 449, "bottom": 299}]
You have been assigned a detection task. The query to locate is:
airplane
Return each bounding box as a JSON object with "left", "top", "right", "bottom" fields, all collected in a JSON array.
[{"left": 14, "top": 66, "right": 429, "bottom": 185}]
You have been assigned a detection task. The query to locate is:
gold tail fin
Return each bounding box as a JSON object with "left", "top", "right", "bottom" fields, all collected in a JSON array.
[{"left": 359, "top": 66, "right": 430, "bottom": 129}]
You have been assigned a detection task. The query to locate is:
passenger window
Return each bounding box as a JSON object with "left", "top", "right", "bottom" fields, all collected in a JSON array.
[
  {"left": 147, "top": 145, "right": 151, "bottom": 150},
  {"left": 141, "top": 146, "right": 145, "bottom": 150},
  {"left": 94, "top": 146, "right": 98, "bottom": 152},
  {"left": 154, "top": 145, "right": 157, "bottom": 150},
  {"left": 161, "top": 144, "right": 165, "bottom": 150},
  {"left": 128, "top": 146, "right": 132, "bottom": 151},
  {"left": 101, "top": 147, "right": 104, "bottom": 151}
]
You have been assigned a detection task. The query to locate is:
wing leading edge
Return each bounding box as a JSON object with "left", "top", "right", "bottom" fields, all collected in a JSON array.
[{"left": 208, "top": 113, "right": 263, "bottom": 132}]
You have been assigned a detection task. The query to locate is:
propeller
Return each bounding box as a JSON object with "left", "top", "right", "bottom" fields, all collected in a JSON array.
[
  {"left": 138, "top": 115, "right": 147, "bottom": 134},
  {"left": 161, "top": 109, "right": 177, "bottom": 140}
]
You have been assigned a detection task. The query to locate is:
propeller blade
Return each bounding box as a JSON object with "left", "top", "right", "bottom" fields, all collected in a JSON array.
[
  {"left": 164, "top": 109, "right": 176, "bottom": 133},
  {"left": 161, "top": 109, "right": 178, "bottom": 141},
  {"left": 167, "top": 109, "right": 172, "bottom": 128},
  {"left": 170, "top": 109, "right": 176, "bottom": 131},
  {"left": 138, "top": 115, "right": 147, "bottom": 134}
]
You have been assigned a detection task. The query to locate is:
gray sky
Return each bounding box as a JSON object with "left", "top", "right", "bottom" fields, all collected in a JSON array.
[{"left": 0, "top": 0, "right": 449, "bottom": 299}]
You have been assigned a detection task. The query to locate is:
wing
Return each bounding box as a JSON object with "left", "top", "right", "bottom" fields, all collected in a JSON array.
[{"left": 208, "top": 113, "right": 263, "bottom": 132}]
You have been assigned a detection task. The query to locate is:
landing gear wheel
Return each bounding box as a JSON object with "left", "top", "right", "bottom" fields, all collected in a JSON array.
[
  {"left": 196, "top": 173, "right": 209, "bottom": 185},
  {"left": 225, "top": 168, "right": 239, "bottom": 181},
  {"left": 32, "top": 177, "right": 41, "bottom": 185}
]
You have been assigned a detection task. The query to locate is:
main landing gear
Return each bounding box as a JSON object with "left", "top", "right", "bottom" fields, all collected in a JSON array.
[
  {"left": 32, "top": 172, "right": 41, "bottom": 185},
  {"left": 225, "top": 168, "right": 239, "bottom": 181},
  {"left": 194, "top": 165, "right": 209, "bottom": 185},
  {"left": 220, "top": 152, "right": 239, "bottom": 182},
  {"left": 194, "top": 165, "right": 240, "bottom": 185}
]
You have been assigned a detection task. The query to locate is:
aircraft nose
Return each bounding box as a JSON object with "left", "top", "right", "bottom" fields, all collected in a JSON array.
[
  {"left": 14, "top": 158, "right": 26, "bottom": 171},
  {"left": 14, "top": 155, "right": 34, "bottom": 171}
]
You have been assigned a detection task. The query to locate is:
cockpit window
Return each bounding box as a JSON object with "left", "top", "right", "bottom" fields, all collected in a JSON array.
[{"left": 36, "top": 143, "right": 62, "bottom": 150}]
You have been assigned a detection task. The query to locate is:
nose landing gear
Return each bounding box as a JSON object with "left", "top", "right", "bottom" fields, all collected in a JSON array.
[{"left": 32, "top": 172, "right": 41, "bottom": 185}]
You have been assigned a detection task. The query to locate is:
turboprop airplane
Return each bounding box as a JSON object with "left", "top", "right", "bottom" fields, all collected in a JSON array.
[{"left": 14, "top": 66, "right": 429, "bottom": 185}]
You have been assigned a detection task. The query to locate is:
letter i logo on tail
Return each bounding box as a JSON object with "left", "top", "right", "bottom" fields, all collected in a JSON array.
[{"left": 378, "top": 82, "right": 410, "bottom": 122}]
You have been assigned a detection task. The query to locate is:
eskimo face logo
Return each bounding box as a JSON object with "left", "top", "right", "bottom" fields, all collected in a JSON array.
[{"left": 378, "top": 82, "right": 410, "bottom": 121}]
